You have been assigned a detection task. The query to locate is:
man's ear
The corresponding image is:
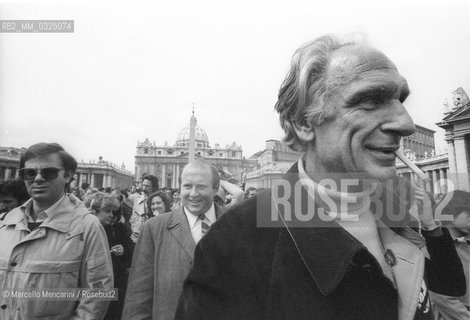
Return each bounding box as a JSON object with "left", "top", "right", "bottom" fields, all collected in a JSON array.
[{"left": 293, "top": 122, "right": 315, "bottom": 143}]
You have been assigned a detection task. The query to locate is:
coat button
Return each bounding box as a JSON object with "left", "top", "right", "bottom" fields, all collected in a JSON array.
[
  {"left": 10, "top": 262, "right": 17, "bottom": 267},
  {"left": 1, "top": 304, "right": 6, "bottom": 309}
]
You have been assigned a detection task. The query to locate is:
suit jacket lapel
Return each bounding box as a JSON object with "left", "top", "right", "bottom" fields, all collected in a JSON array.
[{"left": 168, "top": 207, "right": 196, "bottom": 259}]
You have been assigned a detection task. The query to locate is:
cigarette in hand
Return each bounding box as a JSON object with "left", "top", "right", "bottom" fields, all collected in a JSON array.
[{"left": 394, "top": 149, "right": 430, "bottom": 182}]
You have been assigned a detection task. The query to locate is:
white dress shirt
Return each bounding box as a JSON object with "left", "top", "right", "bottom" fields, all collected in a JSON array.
[
  {"left": 184, "top": 203, "right": 216, "bottom": 244},
  {"left": 22, "top": 194, "right": 66, "bottom": 223}
]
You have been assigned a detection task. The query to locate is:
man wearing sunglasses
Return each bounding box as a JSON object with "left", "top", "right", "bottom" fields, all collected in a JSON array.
[{"left": 0, "top": 142, "right": 113, "bottom": 320}]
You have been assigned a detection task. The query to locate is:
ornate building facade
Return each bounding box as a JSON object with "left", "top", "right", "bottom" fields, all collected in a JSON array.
[
  {"left": 436, "top": 90, "right": 470, "bottom": 192},
  {"left": 245, "top": 140, "right": 300, "bottom": 189},
  {"left": 400, "top": 125, "right": 435, "bottom": 161},
  {"left": 135, "top": 113, "right": 256, "bottom": 188},
  {"left": 0, "top": 147, "right": 26, "bottom": 181},
  {"left": 72, "top": 157, "right": 134, "bottom": 190}
]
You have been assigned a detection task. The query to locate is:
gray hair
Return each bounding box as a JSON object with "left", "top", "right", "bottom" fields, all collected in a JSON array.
[
  {"left": 84, "top": 192, "right": 120, "bottom": 213},
  {"left": 274, "top": 33, "right": 365, "bottom": 152}
]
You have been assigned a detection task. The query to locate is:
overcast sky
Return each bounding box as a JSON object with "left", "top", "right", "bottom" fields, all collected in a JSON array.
[{"left": 1, "top": 0, "right": 469, "bottom": 173}]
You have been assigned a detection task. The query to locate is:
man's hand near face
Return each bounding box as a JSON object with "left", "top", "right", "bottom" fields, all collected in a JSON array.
[{"left": 411, "top": 177, "right": 442, "bottom": 235}]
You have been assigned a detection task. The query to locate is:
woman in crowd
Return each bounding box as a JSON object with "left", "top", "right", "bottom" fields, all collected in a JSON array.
[
  {"left": 88, "top": 192, "right": 134, "bottom": 320},
  {"left": 171, "top": 190, "right": 181, "bottom": 211},
  {"left": 146, "top": 191, "right": 172, "bottom": 217}
]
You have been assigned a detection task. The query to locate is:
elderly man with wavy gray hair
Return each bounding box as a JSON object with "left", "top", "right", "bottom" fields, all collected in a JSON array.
[{"left": 175, "top": 34, "right": 465, "bottom": 320}]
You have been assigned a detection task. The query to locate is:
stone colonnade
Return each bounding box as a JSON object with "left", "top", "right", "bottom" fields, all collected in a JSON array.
[
  {"left": 446, "top": 136, "right": 470, "bottom": 192},
  {"left": 403, "top": 168, "right": 449, "bottom": 194},
  {"left": 70, "top": 171, "right": 131, "bottom": 190},
  {"left": 0, "top": 165, "right": 19, "bottom": 181},
  {"left": 159, "top": 163, "right": 184, "bottom": 189}
]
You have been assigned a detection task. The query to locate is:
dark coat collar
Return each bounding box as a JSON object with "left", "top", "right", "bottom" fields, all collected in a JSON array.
[{"left": 274, "top": 162, "right": 417, "bottom": 296}]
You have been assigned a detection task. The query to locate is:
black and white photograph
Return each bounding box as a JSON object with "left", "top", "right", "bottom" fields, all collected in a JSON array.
[{"left": 0, "top": 0, "right": 470, "bottom": 319}]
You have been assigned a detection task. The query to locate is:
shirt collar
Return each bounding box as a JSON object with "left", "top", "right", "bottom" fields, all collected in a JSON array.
[
  {"left": 4, "top": 194, "right": 86, "bottom": 234},
  {"left": 183, "top": 202, "right": 216, "bottom": 229},
  {"left": 21, "top": 195, "right": 66, "bottom": 223}
]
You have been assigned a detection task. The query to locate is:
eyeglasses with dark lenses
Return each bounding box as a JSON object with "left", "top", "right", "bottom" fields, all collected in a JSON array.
[{"left": 19, "top": 167, "right": 63, "bottom": 181}]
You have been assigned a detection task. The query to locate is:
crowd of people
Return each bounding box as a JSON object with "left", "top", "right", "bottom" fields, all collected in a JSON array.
[
  {"left": 0, "top": 32, "right": 469, "bottom": 320},
  {"left": 0, "top": 144, "right": 252, "bottom": 320}
]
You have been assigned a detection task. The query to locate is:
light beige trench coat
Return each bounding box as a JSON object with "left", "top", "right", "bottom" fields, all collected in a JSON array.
[{"left": 0, "top": 194, "right": 113, "bottom": 320}]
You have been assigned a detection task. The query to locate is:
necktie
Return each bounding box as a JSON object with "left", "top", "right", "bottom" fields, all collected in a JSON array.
[{"left": 199, "top": 214, "right": 210, "bottom": 236}]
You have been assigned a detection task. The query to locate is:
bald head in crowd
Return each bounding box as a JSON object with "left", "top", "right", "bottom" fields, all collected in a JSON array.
[{"left": 180, "top": 160, "right": 220, "bottom": 216}]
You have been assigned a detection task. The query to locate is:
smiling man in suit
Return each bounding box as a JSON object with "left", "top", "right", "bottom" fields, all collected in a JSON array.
[{"left": 122, "top": 160, "right": 223, "bottom": 320}]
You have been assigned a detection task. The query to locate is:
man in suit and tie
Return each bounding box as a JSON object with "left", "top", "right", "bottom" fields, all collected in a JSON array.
[{"left": 122, "top": 160, "right": 223, "bottom": 320}]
